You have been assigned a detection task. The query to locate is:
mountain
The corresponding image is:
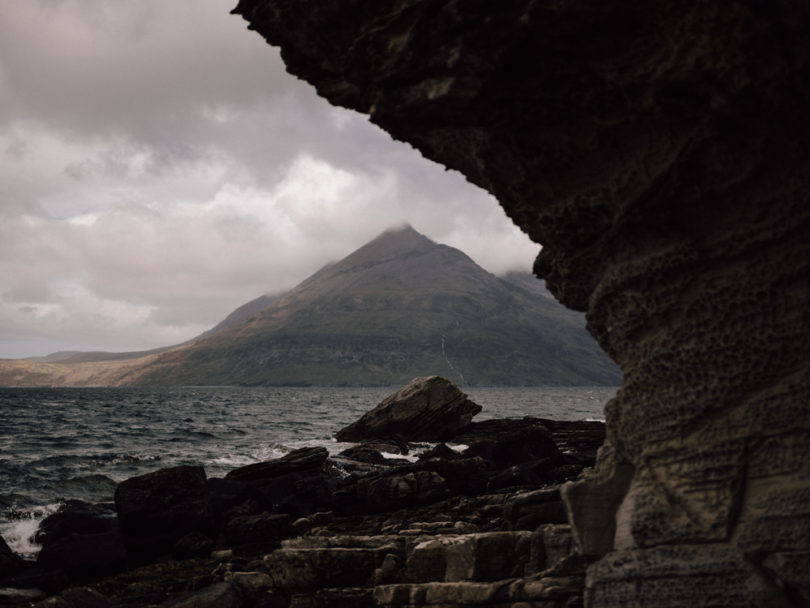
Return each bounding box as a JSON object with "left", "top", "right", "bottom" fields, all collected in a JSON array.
[
  {"left": 0, "top": 226, "right": 620, "bottom": 387},
  {"left": 123, "top": 226, "right": 620, "bottom": 386}
]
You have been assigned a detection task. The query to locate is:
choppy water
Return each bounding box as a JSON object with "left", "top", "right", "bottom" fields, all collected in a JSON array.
[{"left": 0, "top": 385, "right": 615, "bottom": 557}]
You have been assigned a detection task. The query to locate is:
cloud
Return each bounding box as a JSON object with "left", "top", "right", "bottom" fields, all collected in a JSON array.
[{"left": 0, "top": 0, "right": 539, "bottom": 358}]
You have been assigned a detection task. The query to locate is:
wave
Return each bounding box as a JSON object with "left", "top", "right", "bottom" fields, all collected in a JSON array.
[{"left": 0, "top": 502, "right": 63, "bottom": 559}]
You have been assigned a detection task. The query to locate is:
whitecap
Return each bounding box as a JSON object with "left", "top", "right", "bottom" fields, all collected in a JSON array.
[{"left": 0, "top": 502, "right": 63, "bottom": 559}]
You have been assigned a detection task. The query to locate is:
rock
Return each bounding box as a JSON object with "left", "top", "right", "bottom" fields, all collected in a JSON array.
[
  {"left": 0, "top": 587, "right": 46, "bottom": 604},
  {"left": 586, "top": 545, "right": 786, "bottom": 607},
  {"left": 235, "top": 1, "right": 810, "bottom": 603},
  {"left": 226, "top": 447, "right": 329, "bottom": 483},
  {"left": 3, "top": 566, "right": 69, "bottom": 595},
  {"left": 487, "top": 458, "right": 557, "bottom": 491},
  {"left": 538, "top": 420, "right": 607, "bottom": 466},
  {"left": 36, "top": 530, "right": 128, "bottom": 582},
  {"left": 531, "top": 525, "right": 577, "bottom": 574},
  {"left": 114, "top": 465, "right": 213, "bottom": 563},
  {"left": 338, "top": 446, "right": 388, "bottom": 466},
  {"left": 561, "top": 442, "right": 634, "bottom": 557},
  {"left": 31, "top": 502, "right": 125, "bottom": 583},
  {"left": 455, "top": 419, "right": 562, "bottom": 470},
  {"left": 205, "top": 477, "right": 269, "bottom": 528},
  {"left": 444, "top": 532, "right": 533, "bottom": 582},
  {"left": 333, "top": 457, "right": 487, "bottom": 514},
  {"left": 503, "top": 488, "right": 568, "bottom": 531},
  {"left": 172, "top": 531, "right": 214, "bottom": 559},
  {"left": 413, "top": 457, "right": 488, "bottom": 497},
  {"left": 264, "top": 547, "right": 385, "bottom": 590},
  {"left": 405, "top": 532, "right": 532, "bottom": 584},
  {"left": 225, "top": 447, "right": 335, "bottom": 518},
  {"left": 0, "top": 533, "right": 25, "bottom": 578},
  {"left": 417, "top": 443, "right": 462, "bottom": 462},
  {"left": 334, "top": 376, "right": 481, "bottom": 442},
  {"left": 34, "top": 500, "right": 117, "bottom": 546},
  {"left": 345, "top": 471, "right": 450, "bottom": 514},
  {"left": 33, "top": 587, "right": 114, "bottom": 608},
  {"left": 224, "top": 513, "right": 291, "bottom": 547},
  {"left": 362, "top": 436, "right": 409, "bottom": 456}
]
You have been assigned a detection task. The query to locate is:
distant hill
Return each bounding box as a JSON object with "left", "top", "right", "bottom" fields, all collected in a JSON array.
[
  {"left": 0, "top": 226, "right": 620, "bottom": 387},
  {"left": 127, "top": 226, "right": 620, "bottom": 386}
]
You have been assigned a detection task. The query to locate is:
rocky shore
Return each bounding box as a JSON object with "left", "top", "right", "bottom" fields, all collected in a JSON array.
[{"left": 1, "top": 377, "right": 604, "bottom": 607}]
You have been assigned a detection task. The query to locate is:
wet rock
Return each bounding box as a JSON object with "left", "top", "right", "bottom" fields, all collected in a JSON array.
[
  {"left": 114, "top": 465, "right": 213, "bottom": 563},
  {"left": 0, "top": 533, "right": 25, "bottom": 578},
  {"left": 36, "top": 530, "right": 127, "bottom": 582},
  {"left": 225, "top": 447, "right": 335, "bottom": 518},
  {"left": 362, "top": 436, "right": 409, "bottom": 456},
  {"left": 335, "top": 376, "right": 481, "bottom": 442},
  {"left": 338, "top": 446, "right": 388, "bottom": 466},
  {"left": 417, "top": 443, "right": 462, "bottom": 462},
  {"left": 226, "top": 447, "right": 329, "bottom": 482},
  {"left": 34, "top": 501, "right": 117, "bottom": 546}
]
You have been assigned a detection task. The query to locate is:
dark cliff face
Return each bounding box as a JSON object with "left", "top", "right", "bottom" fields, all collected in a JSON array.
[{"left": 232, "top": 1, "right": 810, "bottom": 605}]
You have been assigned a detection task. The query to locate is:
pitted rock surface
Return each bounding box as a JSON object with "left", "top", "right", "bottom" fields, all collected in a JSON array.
[{"left": 232, "top": 1, "right": 810, "bottom": 605}]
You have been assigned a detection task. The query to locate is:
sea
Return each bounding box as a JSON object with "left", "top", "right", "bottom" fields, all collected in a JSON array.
[{"left": 0, "top": 385, "right": 616, "bottom": 559}]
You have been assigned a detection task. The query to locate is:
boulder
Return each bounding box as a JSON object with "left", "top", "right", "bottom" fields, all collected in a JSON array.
[
  {"left": 37, "top": 530, "right": 128, "bottom": 582},
  {"left": 225, "top": 447, "right": 335, "bottom": 518},
  {"left": 35, "top": 500, "right": 117, "bottom": 546},
  {"left": 114, "top": 465, "right": 213, "bottom": 563},
  {"left": 334, "top": 376, "right": 481, "bottom": 442}
]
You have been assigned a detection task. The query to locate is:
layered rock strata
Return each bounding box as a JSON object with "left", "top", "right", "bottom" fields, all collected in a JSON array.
[{"left": 231, "top": 1, "right": 810, "bottom": 605}]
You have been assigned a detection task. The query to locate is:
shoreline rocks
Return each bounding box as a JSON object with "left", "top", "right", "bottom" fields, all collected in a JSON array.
[{"left": 1, "top": 378, "right": 603, "bottom": 606}]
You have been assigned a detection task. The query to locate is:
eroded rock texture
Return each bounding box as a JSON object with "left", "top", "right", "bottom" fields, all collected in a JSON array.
[{"left": 232, "top": 1, "right": 810, "bottom": 605}]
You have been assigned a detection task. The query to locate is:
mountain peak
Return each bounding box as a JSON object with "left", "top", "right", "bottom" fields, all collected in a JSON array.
[
  {"left": 365, "top": 224, "right": 435, "bottom": 251},
  {"left": 335, "top": 225, "right": 437, "bottom": 268}
]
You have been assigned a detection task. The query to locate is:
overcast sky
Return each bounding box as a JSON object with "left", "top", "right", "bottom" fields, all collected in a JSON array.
[{"left": 0, "top": 0, "right": 538, "bottom": 359}]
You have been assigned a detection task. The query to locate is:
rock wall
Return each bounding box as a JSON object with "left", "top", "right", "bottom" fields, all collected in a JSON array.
[{"left": 231, "top": 1, "right": 810, "bottom": 605}]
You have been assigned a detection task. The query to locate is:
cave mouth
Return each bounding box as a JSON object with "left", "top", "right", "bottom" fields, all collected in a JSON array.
[{"left": 233, "top": 1, "right": 810, "bottom": 605}]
